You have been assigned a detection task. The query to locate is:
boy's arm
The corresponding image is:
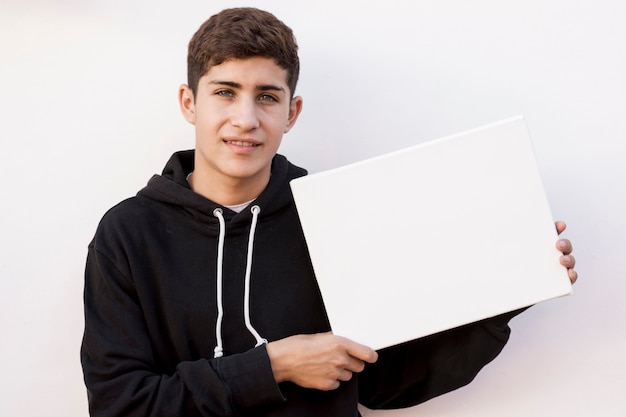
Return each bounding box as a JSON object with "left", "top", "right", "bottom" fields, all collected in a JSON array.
[
  {"left": 357, "top": 309, "right": 521, "bottom": 409},
  {"left": 81, "top": 247, "right": 285, "bottom": 417},
  {"left": 359, "top": 221, "right": 578, "bottom": 409}
]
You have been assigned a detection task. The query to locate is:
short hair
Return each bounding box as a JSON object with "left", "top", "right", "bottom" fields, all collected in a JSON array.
[{"left": 187, "top": 7, "right": 300, "bottom": 99}]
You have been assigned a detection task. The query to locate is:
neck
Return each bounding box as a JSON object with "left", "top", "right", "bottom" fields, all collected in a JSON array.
[{"left": 187, "top": 169, "right": 270, "bottom": 206}]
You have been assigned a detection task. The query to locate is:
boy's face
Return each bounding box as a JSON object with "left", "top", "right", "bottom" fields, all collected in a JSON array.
[{"left": 179, "top": 57, "right": 302, "bottom": 192}]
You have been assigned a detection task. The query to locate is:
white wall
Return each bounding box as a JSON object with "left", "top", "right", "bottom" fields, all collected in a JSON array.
[{"left": 1, "top": 0, "right": 624, "bottom": 415}]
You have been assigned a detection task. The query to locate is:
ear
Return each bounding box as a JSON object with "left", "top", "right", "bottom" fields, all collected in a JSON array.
[
  {"left": 178, "top": 84, "right": 196, "bottom": 124},
  {"left": 284, "top": 96, "right": 303, "bottom": 133}
]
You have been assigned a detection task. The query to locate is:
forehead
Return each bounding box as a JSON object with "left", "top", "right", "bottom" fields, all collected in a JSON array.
[{"left": 202, "top": 56, "right": 289, "bottom": 88}]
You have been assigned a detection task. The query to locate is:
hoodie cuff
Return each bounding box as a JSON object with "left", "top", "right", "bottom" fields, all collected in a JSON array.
[
  {"left": 477, "top": 306, "right": 529, "bottom": 340},
  {"left": 217, "top": 344, "right": 285, "bottom": 410}
]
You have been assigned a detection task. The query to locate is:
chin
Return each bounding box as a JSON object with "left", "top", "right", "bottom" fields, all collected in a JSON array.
[{"left": 225, "top": 165, "right": 269, "bottom": 181}]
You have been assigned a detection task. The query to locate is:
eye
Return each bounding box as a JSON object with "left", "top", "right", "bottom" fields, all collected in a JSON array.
[
  {"left": 258, "top": 94, "right": 278, "bottom": 103},
  {"left": 216, "top": 89, "right": 234, "bottom": 98}
]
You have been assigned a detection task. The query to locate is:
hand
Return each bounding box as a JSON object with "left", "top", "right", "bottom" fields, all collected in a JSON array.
[
  {"left": 266, "top": 332, "right": 378, "bottom": 391},
  {"left": 555, "top": 221, "right": 578, "bottom": 284}
]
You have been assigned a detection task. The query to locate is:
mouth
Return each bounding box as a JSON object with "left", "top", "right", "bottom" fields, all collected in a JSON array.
[
  {"left": 223, "top": 137, "right": 262, "bottom": 155},
  {"left": 224, "top": 139, "right": 260, "bottom": 147}
]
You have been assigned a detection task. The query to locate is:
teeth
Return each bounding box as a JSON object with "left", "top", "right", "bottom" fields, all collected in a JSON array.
[{"left": 228, "top": 140, "right": 257, "bottom": 147}]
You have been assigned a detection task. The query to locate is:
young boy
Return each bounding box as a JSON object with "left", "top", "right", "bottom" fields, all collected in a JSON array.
[{"left": 81, "top": 7, "right": 577, "bottom": 416}]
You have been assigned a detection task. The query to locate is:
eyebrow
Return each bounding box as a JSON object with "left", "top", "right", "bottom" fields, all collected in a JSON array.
[{"left": 209, "top": 80, "right": 286, "bottom": 94}]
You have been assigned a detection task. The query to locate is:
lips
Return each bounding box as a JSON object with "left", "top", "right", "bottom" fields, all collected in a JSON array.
[{"left": 223, "top": 138, "right": 262, "bottom": 155}]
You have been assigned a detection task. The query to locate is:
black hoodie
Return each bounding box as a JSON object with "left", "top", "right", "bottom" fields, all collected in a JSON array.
[{"left": 81, "top": 150, "right": 517, "bottom": 416}]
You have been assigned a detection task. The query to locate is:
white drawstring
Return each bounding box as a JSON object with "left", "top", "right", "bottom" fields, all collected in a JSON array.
[
  {"left": 212, "top": 208, "right": 226, "bottom": 358},
  {"left": 212, "top": 205, "right": 267, "bottom": 359},
  {"left": 243, "top": 205, "right": 268, "bottom": 348}
]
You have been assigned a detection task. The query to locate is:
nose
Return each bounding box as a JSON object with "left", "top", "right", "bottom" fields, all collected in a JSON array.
[{"left": 230, "top": 97, "right": 260, "bottom": 131}]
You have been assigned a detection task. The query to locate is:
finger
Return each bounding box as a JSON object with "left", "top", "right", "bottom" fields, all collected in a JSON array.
[
  {"left": 336, "top": 368, "right": 354, "bottom": 382},
  {"left": 555, "top": 221, "right": 567, "bottom": 235},
  {"left": 568, "top": 268, "right": 578, "bottom": 284},
  {"left": 560, "top": 254, "right": 576, "bottom": 269},
  {"left": 343, "top": 355, "right": 368, "bottom": 374},
  {"left": 345, "top": 340, "right": 378, "bottom": 364},
  {"left": 557, "top": 239, "right": 573, "bottom": 255},
  {"left": 323, "top": 380, "right": 341, "bottom": 391}
]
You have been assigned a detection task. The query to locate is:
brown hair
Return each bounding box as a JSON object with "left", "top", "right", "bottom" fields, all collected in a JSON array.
[{"left": 187, "top": 8, "right": 300, "bottom": 99}]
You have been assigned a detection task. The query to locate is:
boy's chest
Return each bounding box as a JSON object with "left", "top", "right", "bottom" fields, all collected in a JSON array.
[{"left": 134, "top": 225, "right": 329, "bottom": 362}]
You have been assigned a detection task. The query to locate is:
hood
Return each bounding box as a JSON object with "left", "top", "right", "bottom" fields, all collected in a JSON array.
[{"left": 138, "top": 149, "right": 308, "bottom": 223}]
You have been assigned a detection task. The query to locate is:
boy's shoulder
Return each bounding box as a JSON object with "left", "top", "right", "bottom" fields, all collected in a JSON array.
[
  {"left": 101, "top": 195, "right": 152, "bottom": 222},
  {"left": 93, "top": 195, "right": 163, "bottom": 241}
]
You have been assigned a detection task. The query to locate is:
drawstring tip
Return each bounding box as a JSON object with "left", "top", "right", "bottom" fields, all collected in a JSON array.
[{"left": 214, "top": 346, "right": 224, "bottom": 358}]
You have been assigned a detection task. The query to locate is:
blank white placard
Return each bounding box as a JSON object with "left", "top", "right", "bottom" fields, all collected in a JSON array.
[{"left": 290, "top": 116, "right": 572, "bottom": 350}]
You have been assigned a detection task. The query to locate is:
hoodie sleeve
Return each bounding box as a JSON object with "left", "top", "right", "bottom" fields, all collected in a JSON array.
[
  {"left": 80, "top": 246, "right": 285, "bottom": 417},
  {"left": 358, "top": 309, "right": 525, "bottom": 409}
]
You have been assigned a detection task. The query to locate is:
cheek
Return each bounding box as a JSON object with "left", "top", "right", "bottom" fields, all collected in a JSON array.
[
  {"left": 195, "top": 112, "right": 222, "bottom": 133},
  {"left": 264, "top": 110, "right": 291, "bottom": 133},
  {"left": 267, "top": 123, "right": 288, "bottom": 144}
]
